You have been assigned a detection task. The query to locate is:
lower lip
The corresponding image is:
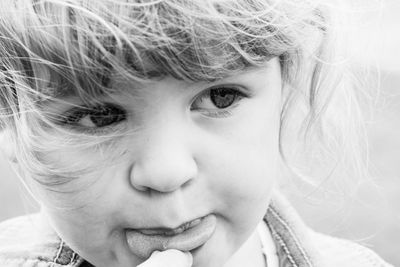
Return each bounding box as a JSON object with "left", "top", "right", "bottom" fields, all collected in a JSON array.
[{"left": 126, "top": 214, "right": 216, "bottom": 259}]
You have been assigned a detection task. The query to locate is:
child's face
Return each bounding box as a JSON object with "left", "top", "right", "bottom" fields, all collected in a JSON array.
[{"left": 35, "top": 58, "right": 282, "bottom": 267}]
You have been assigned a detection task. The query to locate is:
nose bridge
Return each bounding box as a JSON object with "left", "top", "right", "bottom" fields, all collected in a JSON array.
[{"left": 130, "top": 113, "right": 197, "bottom": 193}]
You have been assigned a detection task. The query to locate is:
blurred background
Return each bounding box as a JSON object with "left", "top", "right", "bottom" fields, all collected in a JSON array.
[{"left": 1, "top": 0, "right": 399, "bottom": 266}]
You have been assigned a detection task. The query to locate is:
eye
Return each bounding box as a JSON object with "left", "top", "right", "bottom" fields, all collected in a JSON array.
[
  {"left": 60, "top": 104, "right": 127, "bottom": 129},
  {"left": 191, "top": 86, "right": 247, "bottom": 116}
]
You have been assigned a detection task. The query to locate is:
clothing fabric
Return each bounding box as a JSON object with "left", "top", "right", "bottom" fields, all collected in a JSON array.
[
  {"left": 0, "top": 192, "right": 394, "bottom": 267},
  {"left": 258, "top": 219, "right": 280, "bottom": 266}
]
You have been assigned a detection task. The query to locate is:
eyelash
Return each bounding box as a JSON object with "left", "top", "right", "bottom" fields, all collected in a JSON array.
[
  {"left": 58, "top": 104, "right": 127, "bottom": 134},
  {"left": 58, "top": 86, "right": 248, "bottom": 133},
  {"left": 191, "top": 86, "right": 248, "bottom": 118}
]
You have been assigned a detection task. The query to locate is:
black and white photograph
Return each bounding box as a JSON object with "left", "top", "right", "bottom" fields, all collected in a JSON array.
[{"left": 0, "top": 0, "right": 399, "bottom": 266}]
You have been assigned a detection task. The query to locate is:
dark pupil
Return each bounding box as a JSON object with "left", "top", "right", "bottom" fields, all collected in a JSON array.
[
  {"left": 210, "top": 88, "right": 236, "bottom": 109},
  {"left": 89, "top": 106, "right": 126, "bottom": 127}
]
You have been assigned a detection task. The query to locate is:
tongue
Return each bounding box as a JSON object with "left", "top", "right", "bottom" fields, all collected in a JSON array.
[{"left": 126, "top": 214, "right": 217, "bottom": 259}]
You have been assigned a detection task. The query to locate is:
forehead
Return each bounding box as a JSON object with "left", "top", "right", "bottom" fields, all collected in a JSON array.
[{"left": 20, "top": 0, "right": 289, "bottom": 102}]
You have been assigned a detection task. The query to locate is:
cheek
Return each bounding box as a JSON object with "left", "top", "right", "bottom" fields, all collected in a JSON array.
[
  {"left": 40, "top": 184, "right": 134, "bottom": 266},
  {"left": 228, "top": 108, "right": 279, "bottom": 191},
  {"left": 41, "top": 207, "right": 108, "bottom": 262},
  {"left": 204, "top": 111, "right": 280, "bottom": 213},
  {"left": 37, "top": 160, "right": 130, "bottom": 226},
  {"left": 215, "top": 136, "right": 278, "bottom": 209},
  {"left": 198, "top": 113, "right": 279, "bottom": 262},
  {"left": 33, "top": 160, "right": 128, "bottom": 247}
]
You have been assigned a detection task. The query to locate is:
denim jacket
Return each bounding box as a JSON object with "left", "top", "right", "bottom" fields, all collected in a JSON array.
[{"left": 0, "top": 192, "right": 393, "bottom": 267}]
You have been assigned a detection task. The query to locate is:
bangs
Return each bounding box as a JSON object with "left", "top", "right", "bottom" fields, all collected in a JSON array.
[
  {"left": 2, "top": 0, "right": 368, "bottom": 192},
  {"left": 0, "top": 0, "right": 306, "bottom": 103}
]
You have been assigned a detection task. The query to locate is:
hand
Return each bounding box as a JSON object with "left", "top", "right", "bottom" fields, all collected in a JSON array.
[{"left": 137, "top": 249, "right": 193, "bottom": 267}]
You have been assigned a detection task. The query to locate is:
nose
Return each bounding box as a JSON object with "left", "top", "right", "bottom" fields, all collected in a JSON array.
[{"left": 130, "top": 121, "right": 198, "bottom": 193}]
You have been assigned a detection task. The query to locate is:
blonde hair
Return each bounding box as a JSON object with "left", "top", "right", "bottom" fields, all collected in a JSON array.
[{"left": 0, "top": 0, "right": 369, "bottom": 194}]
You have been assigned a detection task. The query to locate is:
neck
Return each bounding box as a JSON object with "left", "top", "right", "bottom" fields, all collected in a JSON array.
[{"left": 223, "top": 226, "right": 267, "bottom": 267}]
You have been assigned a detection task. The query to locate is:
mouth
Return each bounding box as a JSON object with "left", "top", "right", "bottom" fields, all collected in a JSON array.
[
  {"left": 126, "top": 214, "right": 216, "bottom": 259},
  {"left": 135, "top": 217, "right": 203, "bottom": 236}
]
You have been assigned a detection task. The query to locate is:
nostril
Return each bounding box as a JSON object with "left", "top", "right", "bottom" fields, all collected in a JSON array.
[
  {"left": 130, "top": 170, "right": 195, "bottom": 194},
  {"left": 128, "top": 164, "right": 148, "bottom": 192},
  {"left": 132, "top": 183, "right": 149, "bottom": 192},
  {"left": 181, "top": 177, "right": 193, "bottom": 189}
]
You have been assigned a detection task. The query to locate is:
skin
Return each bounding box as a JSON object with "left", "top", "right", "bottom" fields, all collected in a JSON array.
[
  {"left": 137, "top": 250, "right": 193, "bottom": 267},
  {"left": 26, "top": 57, "right": 282, "bottom": 267}
]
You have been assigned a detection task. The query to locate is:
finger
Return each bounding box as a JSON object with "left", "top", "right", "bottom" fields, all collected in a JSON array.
[{"left": 137, "top": 249, "right": 193, "bottom": 267}]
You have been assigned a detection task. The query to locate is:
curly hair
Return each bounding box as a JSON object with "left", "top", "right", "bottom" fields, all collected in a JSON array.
[{"left": 0, "top": 0, "right": 369, "bottom": 193}]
